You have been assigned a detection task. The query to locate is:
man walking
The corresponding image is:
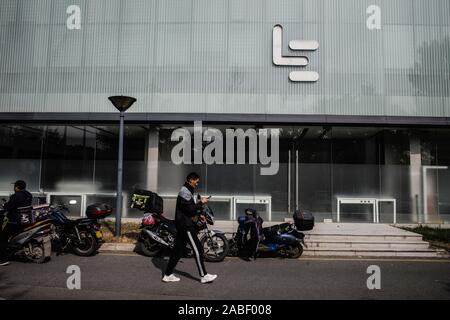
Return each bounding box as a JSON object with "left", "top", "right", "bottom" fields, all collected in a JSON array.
[
  {"left": 0, "top": 180, "right": 32, "bottom": 266},
  {"left": 163, "top": 172, "right": 217, "bottom": 284}
]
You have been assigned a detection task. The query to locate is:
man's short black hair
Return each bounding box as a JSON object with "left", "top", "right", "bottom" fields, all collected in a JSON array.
[
  {"left": 186, "top": 172, "right": 200, "bottom": 182},
  {"left": 14, "top": 180, "right": 27, "bottom": 190}
]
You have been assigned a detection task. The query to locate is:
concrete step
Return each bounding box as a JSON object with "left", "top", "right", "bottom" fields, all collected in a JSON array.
[
  {"left": 305, "top": 246, "right": 436, "bottom": 252},
  {"left": 305, "top": 240, "right": 430, "bottom": 250},
  {"left": 303, "top": 247, "right": 449, "bottom": 258},
  {"left": 207, "top": 222, "right": 449, "bottom": 259},
  {"left": 99, "top": 243, "right": 136, "bottom": 253},
  {"left": 304, "top": 234, "right": 423, "bottom": 242}
]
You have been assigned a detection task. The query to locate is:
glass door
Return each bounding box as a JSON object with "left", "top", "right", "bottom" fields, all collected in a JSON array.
[{"left": 423, "top": 166, "right": 448, "bottom": 223}]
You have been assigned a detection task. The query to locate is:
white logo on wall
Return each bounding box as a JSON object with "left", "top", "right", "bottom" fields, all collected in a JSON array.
[{"left": 272, "top": 25, "right": 319, "bottom": 82}]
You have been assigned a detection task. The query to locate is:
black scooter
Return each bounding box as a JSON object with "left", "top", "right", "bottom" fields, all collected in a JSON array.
[
  {"left": 228, "top": 210, "right": 306, "bottom": 259},
  {"left": 0, "top": 201, "right": 52, "bottom": 263}
]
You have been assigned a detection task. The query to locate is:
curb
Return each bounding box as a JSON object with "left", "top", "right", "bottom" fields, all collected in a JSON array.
[
  {"left": 98, "top": 242, "right": 449, "bottom": 259},
  {"left": 99, "top": 243, "right": 136, "bottom": 253}
]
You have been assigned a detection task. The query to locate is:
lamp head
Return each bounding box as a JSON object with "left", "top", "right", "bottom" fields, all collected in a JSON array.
[{"left": 108, "top": 96, "right": 137, "bottom": 112}]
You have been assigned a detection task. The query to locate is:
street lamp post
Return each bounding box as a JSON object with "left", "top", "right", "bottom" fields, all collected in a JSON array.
[{"left": 108, "top": 96, "right": 137, "bottom": 237}]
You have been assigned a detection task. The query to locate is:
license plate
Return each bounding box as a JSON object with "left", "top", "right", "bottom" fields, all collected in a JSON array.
[{"left": 95, "top": 231, "right": 103, "bottom": 239}]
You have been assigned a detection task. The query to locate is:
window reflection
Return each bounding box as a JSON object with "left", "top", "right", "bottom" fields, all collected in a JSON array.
[{"left": 0, "top": 124, "right": 449, "bottom": 223}]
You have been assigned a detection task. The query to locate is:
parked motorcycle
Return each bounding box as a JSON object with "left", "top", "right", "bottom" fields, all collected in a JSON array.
[
  {"left": 228, "top": 209, "right": 306, "bottom": 259},
  {"left": 0, "top": 200, "right": 52, "bottom": 263},
  {"left": 135, "top": 195, "right": 229, "bottom": 262},
  {"left": 49, "top": 203, "right": 112, "bottom": 256},
  {"left": 135, "top": 211, "right": 178, "bottom": 257},
  {"left": 196, "top": 196, "right": 229, "bottom": 262}
]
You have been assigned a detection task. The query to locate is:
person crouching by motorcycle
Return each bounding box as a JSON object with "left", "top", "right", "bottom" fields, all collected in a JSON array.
[
  {"left": 0, "top": 180, "right": 32, "bottom": 266},
  {"left": 243, "top": 208, "right": 263, "bottom": 261},
  {"left": 163, "top": 172, "right": 218, "bottom": 284}
]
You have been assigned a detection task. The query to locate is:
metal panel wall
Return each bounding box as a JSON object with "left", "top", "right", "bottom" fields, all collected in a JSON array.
[{"left": 0, "top": 0, "right": 449, "bottom": 117}]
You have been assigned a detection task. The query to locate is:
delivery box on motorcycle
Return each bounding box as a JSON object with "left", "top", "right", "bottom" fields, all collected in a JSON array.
[
  {"left": 86, "top": 203, "right": 113, "bottom": 219},
  {"left": 293, "top": 209, "right": 315, "bottom": 231},
  {"left": 18, "top": 204, "right": 50, "bottom": 227},
  {"left": 131, "top": 189, "right": 163, "bottom": 214}
]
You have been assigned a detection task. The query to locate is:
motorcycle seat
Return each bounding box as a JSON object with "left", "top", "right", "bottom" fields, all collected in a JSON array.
[
  {"left": 63, "top": 218, "right": 87, "bottom": 227},
  {"left": 263, "top": 223, "right": 293, "bottom": 239},
  {"left": 159, "top": 215, "right": 175, "bottom": 225}
]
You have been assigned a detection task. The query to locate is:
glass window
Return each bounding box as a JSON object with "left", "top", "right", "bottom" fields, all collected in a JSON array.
[
  {"left": 0, "top": 125, "right": 44, "bottom": 192},
  {"left": 50, "top": 195, "right": 82, "bottom": 217},
  {"left": 41, "top": 126, "right": 96, "bottom": 192}
]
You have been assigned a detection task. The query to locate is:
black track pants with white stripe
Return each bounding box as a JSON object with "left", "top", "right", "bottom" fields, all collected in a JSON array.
[{"left": 165, "top": 229, "right": 207, "bottom": 277}]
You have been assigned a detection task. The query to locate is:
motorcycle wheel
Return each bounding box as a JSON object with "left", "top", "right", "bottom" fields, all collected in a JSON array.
[
  {"left": 287, "top": 244, "right": 303, "bottom": 259},
  {"left": 201, "top": 233, "right": 229, "bottom": 262},
  {"left": 27, "top": 242, "right": 48, "bottom": 264},
  {"left": 226, "top": 239, "right": 239, "bottom": 257},
  {"left": 73, "top": 230, "right": 98, "bottom": 256},
  {"left": 135, "top": 231, "right": 163, "bottom": 257}
]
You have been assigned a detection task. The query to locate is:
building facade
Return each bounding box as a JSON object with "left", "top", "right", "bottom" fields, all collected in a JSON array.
[{"left": 1, "top": 0, "right": 450, "bottom": 224}]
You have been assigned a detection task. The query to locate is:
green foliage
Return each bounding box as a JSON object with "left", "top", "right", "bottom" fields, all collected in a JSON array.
[{"left": 403, "top": 226, "right": 450, "bottom": 243}]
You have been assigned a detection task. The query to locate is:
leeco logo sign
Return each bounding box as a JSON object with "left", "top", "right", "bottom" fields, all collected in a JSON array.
[{"left": 272, "top": 25, "right": 319, "bottom": 82}]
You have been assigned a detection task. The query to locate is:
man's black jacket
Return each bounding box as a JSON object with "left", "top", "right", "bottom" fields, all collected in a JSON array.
[
  {"left": 3, "top": 190, "right": 32, "bottom": 223},
  {"left": 174, "top": 182, "right": 202, "bottom": 231}
]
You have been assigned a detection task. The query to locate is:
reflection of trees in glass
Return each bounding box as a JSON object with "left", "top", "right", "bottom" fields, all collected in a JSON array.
[
  {"left": 409, "top": 37, "right": 450, "bottom": 96},
  {"left": 0, "top": 125, "right": 44, "bottom": 159},
  {"left": 92, "top": 126, "right": 117, "bottom": 160}
]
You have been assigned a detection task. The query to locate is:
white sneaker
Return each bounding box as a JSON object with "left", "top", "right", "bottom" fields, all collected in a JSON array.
[
  {"left": 162, "top": 274, "right": 180, "bottom": 283},
  {"left": 201, "top": 274, "right": 217, "bottom": 284}
]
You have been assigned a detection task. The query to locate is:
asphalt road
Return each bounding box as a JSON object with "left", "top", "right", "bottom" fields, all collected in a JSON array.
[{"left": 0, "top": 253, "right": 449, "bottom": 300}]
